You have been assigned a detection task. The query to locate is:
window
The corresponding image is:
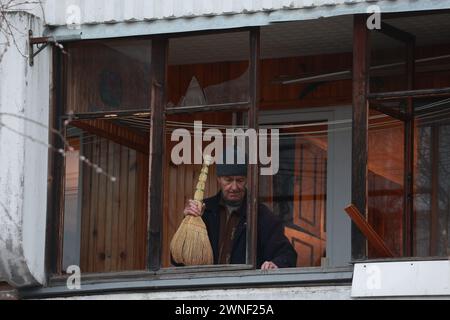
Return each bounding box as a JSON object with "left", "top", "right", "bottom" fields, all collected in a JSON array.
[
  {"left": 368, "top": 110, "right": 405, "bottom": 257},
  {"left": 163, "top": 31, "right": 254, "bottom": 269},
  {"left": 414, "top": 98, "right": 450, "bottom": 257},
  {"left": 48, "top": 13, "right": 450, "bottom": 293},
  {"left": 364, "top": 12, "right": 450, "bottom": 260},
  {"left": 52, "top": 22, "right": 356, "bottom": 279},
  {"left": 55, "top": 39, "right": 152, "bottom": 274},
  {"left": 259, "top": 108, "right": 352, "bottom": 268},
  {"left": 52, "top": 31, "right": 259, "bottom": 276},
  {"left": 163, "top": 111, "right": 249, "bottom": 268}
]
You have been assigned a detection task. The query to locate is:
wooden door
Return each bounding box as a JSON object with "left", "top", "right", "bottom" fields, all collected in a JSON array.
[
  {"left": 287, "top": 135, "right": 327, "bottom": 267},
  {"left": 293, "top": 137, "right": 327, "bottom": 238}
]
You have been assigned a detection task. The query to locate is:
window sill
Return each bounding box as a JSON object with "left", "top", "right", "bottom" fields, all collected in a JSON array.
[{"left": 19, "top": 266, "right": 353, "bottom": 299}]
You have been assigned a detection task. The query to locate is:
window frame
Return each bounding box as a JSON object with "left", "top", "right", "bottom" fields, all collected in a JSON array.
[
  {"left": 259, "top": 107, "right": 353, "bottom": 268},
  {"left": 46, "top": 28, "right": 263, "bottom": 281},
  {"left": 45, "top": 15, "right": 450, "bottom": 294},
  {"left": 353, "top": 13, "right": 450, "bottom": 261}
]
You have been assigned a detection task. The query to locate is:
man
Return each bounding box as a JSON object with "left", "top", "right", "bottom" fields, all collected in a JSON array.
[{"left": 183, "top": 149, "right": 297, "bottom": 270}]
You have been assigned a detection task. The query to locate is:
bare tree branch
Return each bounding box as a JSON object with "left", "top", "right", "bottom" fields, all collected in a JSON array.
[{"left": 0, "top": 0, "right": 45, "bottom": 63}]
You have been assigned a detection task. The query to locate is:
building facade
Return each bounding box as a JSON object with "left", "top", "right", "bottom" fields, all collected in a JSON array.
[{"left": 1, "top": 0, "right": 450, "bottom": 299}]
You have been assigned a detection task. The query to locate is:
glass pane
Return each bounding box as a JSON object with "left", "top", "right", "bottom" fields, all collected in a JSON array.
[
  {"left": 167, "top": 32, "right": 249, "bottom": 108},
  {"left": 61, "top": 118, "right": 149, "bottom": 273},
  {"left": 368, "top": 108, "right": 405, "bottom": 257},
  {"left": 65, "top": 39, "right": 152, "bottom": 114},
  {"left": 62, "top": 137, "right": 81, "bottom": 271},
  {"left": 260, "top": 122, "right": 328, "bottom": 268},
  {"left": 414, "top": 98, "right": 450, "bottom": 257},
  {"left": 163, "top": 111, "right": 253, "bottom": 268}
]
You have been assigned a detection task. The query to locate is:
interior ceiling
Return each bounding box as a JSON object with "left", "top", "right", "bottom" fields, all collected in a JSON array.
[{"left": 168, "top": 12, "right": 450, "bottom": 65}]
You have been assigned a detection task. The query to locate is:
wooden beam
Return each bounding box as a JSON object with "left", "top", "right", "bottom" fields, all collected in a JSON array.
[
  {"left": 148, "top": 38, "right": 168, "bottom": 271},
  {"left": 352, "top": 15, "right": 370, "bottom": 261},
  {"left": 275, "top": 56, "right": 450, "bottom": 85},
  {"left": 70, "top": 120, "right": 149, "bottom": 155},
  {"left": 247, "top": 28, "right": 260, "bottom": 268},
  {"left": 368, "top": 87, "right": 450, "bottom": 101},
  {"left": 370, "top": 103, "right": 409, "bottom": 122},
  {"left": 378, "top": 22, "right": 415, "bottom": 44},
  {"left": 345, "top": 205, "right": 395, "bottom": 258},
  {"left": 63, "top": 110, "right": 151, "bottom": 120},
  {"left": 166, "top": 102, "right": 250, "bottom": 115}
]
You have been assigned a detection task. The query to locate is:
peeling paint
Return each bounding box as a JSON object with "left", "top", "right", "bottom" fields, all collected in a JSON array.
[
  {"left": 0, "top": 12, "right": 49, "bottom": 288},
  {"left": 50, "top": 286, "right": 354, "bottom": 300}
]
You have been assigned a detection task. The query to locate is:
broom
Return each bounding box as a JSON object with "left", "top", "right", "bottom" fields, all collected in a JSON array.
[{"left": 170, "top": 155, "right": 214, "bottom": 266}]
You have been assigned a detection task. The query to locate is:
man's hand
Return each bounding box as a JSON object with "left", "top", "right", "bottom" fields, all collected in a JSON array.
[
  {"left": 183, "top": 200, "right": 205, "bottom": 217},
  {"left": 261, "top": 261, "right": 279, "bottom": 270}
]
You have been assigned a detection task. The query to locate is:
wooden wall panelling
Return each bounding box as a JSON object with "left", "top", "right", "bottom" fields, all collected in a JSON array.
[
  {"left": 125, "top": 150, "right": 137, "bottom": 270},
  {"left": 118, "top": 145, "right": 130, "bottom": 271},
  {"left": 111, "top": 143, "right": 121, "bottom": 271},
  {"left": 78, "top": 133, "right": 148, "bottom": 272},
  {"left": 88, "top": 138, "right": 100, "bottom": 272},
  {"left": 95, "top": 139, "right": 107, "bottom": 271},
  {"left": 163, "top": 162, "right": 179, "bottom": 267},
  {"left": 167, "top": 44, "right": 450, "bottom": 113},
  {"left": 135, "top": 149, "right": 147, "bottom": 270},
  {"left": 104, "top": 141, "right": 114, "bottom": 271}
]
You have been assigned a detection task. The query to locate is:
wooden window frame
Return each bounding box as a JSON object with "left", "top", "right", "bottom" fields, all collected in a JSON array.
[
  {"left": 46, "top": 28, "right": 261, "bottom": 281},
  {"left": 352, "top": 14, "right": 450, "bottom": 260}
]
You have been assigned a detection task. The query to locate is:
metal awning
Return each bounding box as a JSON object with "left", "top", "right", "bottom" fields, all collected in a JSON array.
[{"left": 44, "top": 0, "right": 450, "bottom": 41}]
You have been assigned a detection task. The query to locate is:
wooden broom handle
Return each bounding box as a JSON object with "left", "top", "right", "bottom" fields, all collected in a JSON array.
[
  {"left": 345, "top": 204, "right": 395, "bottom": 258},
  {"left": 193, "top": 155, "right": 214, "bottom": 207}
]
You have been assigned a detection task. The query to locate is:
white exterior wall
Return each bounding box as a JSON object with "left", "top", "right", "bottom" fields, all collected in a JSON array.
[
  {"left": 0, "top": 12, "right": 50, "bottom": 287},
  {"left": 1, "top": 0, "right": 450, "bottom": 298}
]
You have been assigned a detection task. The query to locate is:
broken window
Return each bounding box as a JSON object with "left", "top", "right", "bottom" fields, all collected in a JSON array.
[
  {"left": 167, "top": 32, "right": 250, "bottom": 109},
  {"left": 164, "top": 31, "right": 254, "bottom": 269}
]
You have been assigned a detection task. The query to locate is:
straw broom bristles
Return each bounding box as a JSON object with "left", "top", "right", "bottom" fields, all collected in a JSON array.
[
  {"left": 170, "top": 155, "right": 214, "bottom": 266},
  {"left": 170, "top": 214, "right": 213, "bottom": 265}
]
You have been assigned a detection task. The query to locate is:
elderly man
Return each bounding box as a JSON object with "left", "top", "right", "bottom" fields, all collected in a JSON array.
[{"left": 183, "top": 150, "right": 297, "bottom": 270}]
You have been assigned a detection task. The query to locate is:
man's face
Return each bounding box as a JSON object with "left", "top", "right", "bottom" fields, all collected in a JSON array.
[{"left": 218, "top": 176, "right": 247, "bottom": 203}]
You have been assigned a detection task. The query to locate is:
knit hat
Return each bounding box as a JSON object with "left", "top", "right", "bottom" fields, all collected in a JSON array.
[{"left": 216, "top": 145, "right": 248, "bottom": 177}]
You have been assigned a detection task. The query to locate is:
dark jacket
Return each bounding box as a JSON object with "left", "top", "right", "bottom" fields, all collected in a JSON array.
[{"left": 202, "top": 192, "right": 297, "bottom": 268}]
